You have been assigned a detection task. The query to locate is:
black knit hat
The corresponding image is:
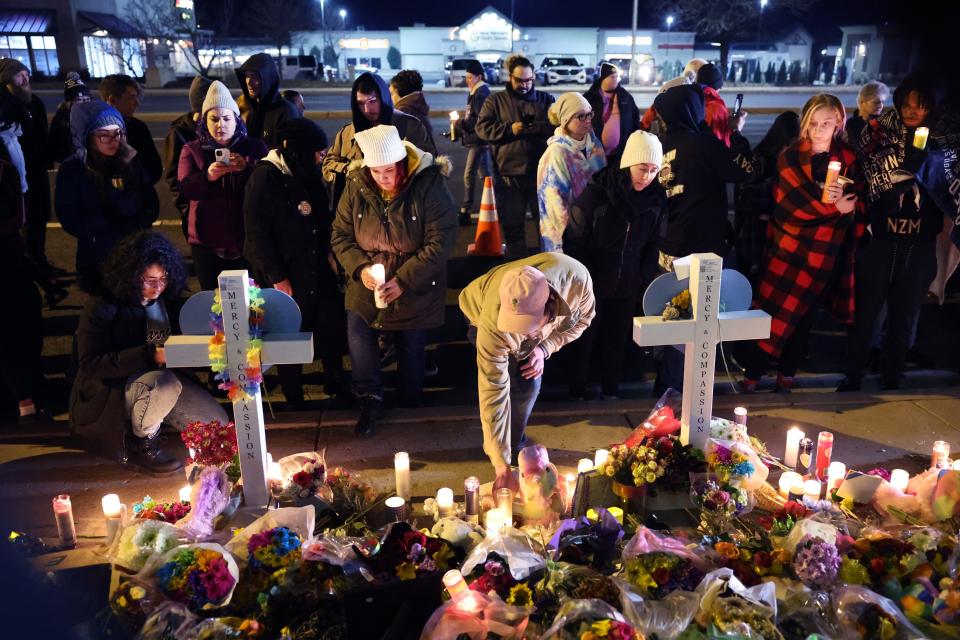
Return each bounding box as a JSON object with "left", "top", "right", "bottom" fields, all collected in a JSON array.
[
  {"left": 599, "top": 62, "right": 618, "bottom": 81},
  {"left": 0, "top": 57, "right": 29, "bottom": 84},
  {"left": 278, "top": 118, "right": 328, "bottom": 153},
  {"left": 465, "top": 60, "right": 484, "bottom": 77},
  {"left": 696, "top": 63, "right": 723, "bottom": 90},
  {"left": 188, "top": 75, "right": 213, "bottom": 113},
  {"left": 63, "top": 71, "right": 90, "bottom": 102}
]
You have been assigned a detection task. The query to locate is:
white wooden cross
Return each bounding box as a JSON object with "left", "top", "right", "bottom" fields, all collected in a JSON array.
[
  {"left": 164, "top": 270, "right": 314, "bottom": 508},
  {"left": 633, "top": 254, "right": 771, "bottom": 450}
]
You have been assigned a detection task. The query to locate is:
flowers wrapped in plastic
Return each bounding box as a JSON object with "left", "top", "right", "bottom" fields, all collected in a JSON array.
[
  {"left": 832, "top": 585, "right": 927, "bottom": 640},
  {"left": 623, "top": 388, "right": 682, "bottom": 446},
  {"left": 109, "top": 518, "right": 189, "bottom": 572},
  {"left": 460, "top": 526, "right": 547, "bottom": 582},
  {"left": 109, "top": 576, "right": 162, "bottom": 633},
  {"left": 694, "top": 568, "right": 783, "bottom": 640},
  {"left": 549, "top": 509, "right": 625, "bottom": 573},
  {"left": 277, "top": 451, "right": 335, "bottom": 504},
  {"left": 366, "top": 522, "right": 460, "bottom": 583},
  {"left": 619, "top": 527, "right": 706, "bottom": 601},
  {"left": 142, "top": 542, "right": 240, "bottom": 612},
  {"left": 133, "top": 495, "right": 191, "bottom": 524},
  {"left": 419, "top": 589, "right": 531, "bottom": 640},
  {"left": 176, "top": 465, "right": 233, "bottom": 540},
  {"left": 539, "top": 598, "right": 645, "bottom": 639}
]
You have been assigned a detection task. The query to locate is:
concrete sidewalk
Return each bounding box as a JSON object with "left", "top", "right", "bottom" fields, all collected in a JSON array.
[{"left": 2, "top": 386, "right": 958, "bottom": 545}]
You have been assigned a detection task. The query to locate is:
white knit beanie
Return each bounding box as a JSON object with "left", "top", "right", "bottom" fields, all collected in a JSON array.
[
  {"left": 201, "top": 80, "right": 240, "bottom": 116},
  {"left": 355, "top": 124, "right": 407, "bottom": 168},
  {"left": 548, "top": 92, "right": 592, "bottom": 128},
  {"left": 620, "top": 130, "right": 663, "bottom": 169}
]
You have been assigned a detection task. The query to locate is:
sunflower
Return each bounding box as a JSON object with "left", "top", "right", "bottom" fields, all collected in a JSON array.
[{"left": 506, "top": 582, "right": 533, "bottom": 607}]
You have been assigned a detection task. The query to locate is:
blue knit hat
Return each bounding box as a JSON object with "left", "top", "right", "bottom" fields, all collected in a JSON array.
[{"left": 69, "top": 99, "right": 125, "bottom": 160}]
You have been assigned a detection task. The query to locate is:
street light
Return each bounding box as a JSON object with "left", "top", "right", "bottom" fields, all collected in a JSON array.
[
  {"left": 758, "top": 0, "right": 769, "bottom": 81},
  {"left": 665, "top": 15, "right": 674, "bottom": 77},
  {"left": 339, "top": 8, "right": 346, "bottom": 29}
]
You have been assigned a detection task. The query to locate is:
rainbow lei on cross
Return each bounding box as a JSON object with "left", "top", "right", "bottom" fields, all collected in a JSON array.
[{"left": 208, "top": 279, "right": 265, "bottom": 402}]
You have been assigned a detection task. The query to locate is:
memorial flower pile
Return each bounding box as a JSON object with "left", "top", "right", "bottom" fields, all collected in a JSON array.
[
  {"left": 792, "top": 535, "right": 841, "bottom": 589},
  {"left": 622, "top": 552, "right": 704, "bottom": 599},
  {"left": 372, "top": 524, "right": 457, "bottom": 582},
  {"left": 133, "top": 495, "right": 191, "bottom": 524},
  {"left": 156, "top": 546, "right": 236, "bottom": 610},
  {"left": 597, "top": 436, "right": 702, "bottom": 491}
]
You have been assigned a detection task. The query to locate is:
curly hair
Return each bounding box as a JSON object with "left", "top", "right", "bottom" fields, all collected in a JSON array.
[
  {"left": 100, "top": 231, "right": 188, "bottom": 304},
  {"left": 389, "top": 70, "right": 423, "bottom": 98}
]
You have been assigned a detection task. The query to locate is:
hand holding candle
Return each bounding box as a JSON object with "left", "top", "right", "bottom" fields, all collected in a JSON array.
[
  {"left": 449, "top": 111, "right": 460, "bottom": 141},
  {"left": 822, "top": 161, "right": 843, "bottom": 202},
  {"left": 369, "top": 263, "right": 387, "bottom": 308},
  {"left": 913, "top": 126, "right": 929, "bottom": 150}
]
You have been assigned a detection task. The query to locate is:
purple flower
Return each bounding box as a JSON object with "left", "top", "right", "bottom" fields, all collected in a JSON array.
[
  {"left": 792, "top": 536, "right": 841, "bottom": 590},
  {"left": 866, "top": 468, "right": 891, "bottom": 482}
]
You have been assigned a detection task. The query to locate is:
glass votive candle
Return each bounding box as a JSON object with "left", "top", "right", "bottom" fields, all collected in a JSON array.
[
  {"left": 485, "top": 507, "right": 508, "bottom": 538},
  {"left": 385, "top": 496, "right": 407, "bottom": 522},
  {"left": 594, "top": 449, "right": 609, "bottom": 468},
  {"left": 778, "top": 471, "right": 804, "bottom": 499},
  {"left": 890, "top": 469, "right": 910, "bottom": 492},
  {"left": 443, "top": 569, "right": 468, "bottom": 601},
  {"left": 577, "top": 458, "right": 594, "bottom": 474},
  {"left": 495, "top": 487, "right": 513, "bottom": 522},
  {"left": 803, "top": 479, "right": 822, "bottom": 502},
  {"left": 53, "top": 494, "right": 77, "bottom": 548}
]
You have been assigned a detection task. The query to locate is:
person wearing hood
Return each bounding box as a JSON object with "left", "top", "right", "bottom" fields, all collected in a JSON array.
[
  {"left": 164, "top": 75, "right": 212, "bottom": 226},
  {"left": 640, "top": 58, "right": 706, "bottom": 132},
  {"left": 583, "top": 62, "right": 640, "bottom": 164},
  {"left": 390, "top": 70, "right": 435, "bottom": 143},
  {"left": 70, "top": 231, "right": 227, "bottom": 474},
  {"left": 845, "top": 80, "right": 889, "bottom": 143},
  {"left": 178, "top": 81, "right": 267, "bottom": 290},
  {"left": 456, "top": 59, "right": 494, "bottom": 225},
  {"left": 323, "top": 72, "right": 435, "bottom": 211},
  {"left": 696, "top": 63, "right": 733, "bottom": 147},
  {"left": 476, "top": 55, "right": 556, "bottom": 259},
  {"left": 537, "top": 92, "right": 606, "bottom": 252},
  {"left": 564, "top": 131, "right": 665, "bottom": 399},
  {"left": 330, "top": 125, "right": 457, "bottom": 438},
  {"left": 244, "top": 119, "right": 348, "bottom": 407},
  {"left": 650, "top": 83, "right": 752, "bottom": 393},
  {"left": 55, "top": 100, "right": 159, "bottom": 292},
  {"left": 235, "top": 53, "right": 300, "bottom": 149},
  {"left": 838, "top": 76, "right": 944, "bottom": 392},
  {"left": 49, "top": 71, "right": 91, "bottom": 164},
  {"left": 99, "top": 74, "right": 163, "bottom": 184}
]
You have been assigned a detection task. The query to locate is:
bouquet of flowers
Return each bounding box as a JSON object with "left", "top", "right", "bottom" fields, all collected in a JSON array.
[
  {"left": 112, "top": 519, "right": 187, "bottom": 571},
  {"left": 706, "top": 442, "right": 756, "bottom": 485},
  {"left": 792, "top": 535, "right": 841, "bottom": 590},
  {"left": 319, "top": 466, "right": 379, "bottom": 533},
  {"left": 691, "top": 478, "right": 750, "bottom": 538},
  {"left": 280, "top": 452, "right": 334, "bottom": 502},
  {"left": 551, "top": 511, "right": 625, "bottom": 573},
  {"left": 597, "top": 437, "right": 702, "bottom": 492},
  {"left": 154, "top": 544, "right": 238, "bottom": 611},
  {"left": 133, "top": 495, "right": 191, "bottom": 524},
  {"left": 622, "top": 553, "right": 704, "bottom": 600},
  {"left": 247, "top": 526, "right": 303, "bottom": 572},
  {"left": 541, "top": 599, "right": 644, "bottom": 640},
  {"left": 467, "top": 553, "right": 518, "bottom": 600},
  {"left": 109, "top": 578, "right": 160, "bottom": 633},
  {"left": 663, "top": 289, "right": 692, "bottom": 320},
  {"left": 189, "top": 617, "right": 264, "bottom": 639},
  {"left": 370, "top": 523, "right": 457, "bottom": 582},
  {"left": 180, "top": 420, "right": 240, "bottom": 483},
  {"left": 758, "top": 500, "right": 811, "bottom": 537}
]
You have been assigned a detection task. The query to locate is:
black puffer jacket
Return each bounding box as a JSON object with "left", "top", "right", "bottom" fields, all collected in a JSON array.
[
  {"left": 476, "top": 85, "right": 555, "bottom": 177},
  {"left": 461, "top": 82, "right": 491, "bottom": 147},
  {"left": 330, "top": 144, "right": 457, "bottom": 330},
  {"left": 163, "top": 111, "right": 197, "bottom": 220},
  {"left": 235, "top": 53, "right": 300, "bottom": 148},
  {"left": 565, "top": 166, "right": 665, "bottom": 299},
  {"left": 583, "top": 83, "right": 641, "bottom": 163}
]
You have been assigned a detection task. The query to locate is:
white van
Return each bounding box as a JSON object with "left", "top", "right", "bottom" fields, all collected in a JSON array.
[
  {"left": 279, "top": 55, "right": 318, "bottom": 81},
  {"left": 444, "top": 57, "right": 479, "bottom": 87}
]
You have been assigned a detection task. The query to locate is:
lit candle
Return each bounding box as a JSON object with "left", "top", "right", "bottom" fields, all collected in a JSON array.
[
  {"left": 827, "top": 462, "right": 846, "bottom": 492},
  {"left": 52, "top": 494, "right": 77, "bottom": 548},
  {"left": 564, "top": 473, "right": 577, "bottom": 517},
  {"left": 778, "top": 471, "right": 804, "bottom": 499},
  {"left": 268, "top": 461, "right": 284, "bottom": 508},
  {"left": 815, "top": 431, "right": 834, "bottom": 482},
  {"left": 784, "top": 427, "right": 804, "bottom": 469},
  {"left": 178, "top": 485, "right": 192, "bottom": 503},
  {"left": 607, "top": 506, "right": 624, "bottom": 524},
  {"left": 787, "top": 479, "right": 806, "bottom": 502},
  {"left": 890, "top": 469, "right": 910, "bottom": 492},
  {"left": 101, "top": 494, "right": 122, "bottom": 518},
  {"left": 485, "top": 507, "right": 508, "bottom": 538},
  {"left": 803, "top": 479, "right": 822, "bottom": 502},
  {"left": 442, "top": 569, "right": 468, "bottom": 601},
  {"left": 385, "top": 496, "right": 406, "bottom": 522},
  {"left": 370, "top": 263, "right": 387, "bottom": 308},
  {"left": 953, "top": 459, "right": 960, "bottom": 471},
  {"left": 577, "top": 458, "right": 594, "bottom": 474},
  {"left": 464, "top": 477, "right": 480, "bottom": 522},
  {"left": 437, "top": 487, "right": 454, "bottom": 518},
  {"left": 734, "top": 407, "right": 748, "bottom": 427},
  {"left": 449, "top": 110, "right": 459, "bottom": 141},
  {"left": 913, "top": 126, "right": 929, "bottom": 150},
  {"left": 495, "top": 487, "right": 513, "bottom": 523},
  {"left": 394, "top": 452, "right": 411, "bottom": 501},
  {"left": 932, "top": 441, "right": 951, "bottom": 470},
  {"left": 594, "top": 449, "right": 609, "bottom": 468}
]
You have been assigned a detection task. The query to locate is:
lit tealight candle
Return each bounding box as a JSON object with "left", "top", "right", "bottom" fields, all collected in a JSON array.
[
  {"left": 827, "top": 462, "right": 847, "bottom": 493},
  {"left": 913, "top": 126, "right": 929, "bottom": 150},
  {"left": 577, "top": 458, "right": 594, "bottom": 474},
  {"left": 485, "top": 507, "right": 508, "bottom": 538},
  {"left": 778, "top": 471, "right": 804, "bottom": 499},
  {"left": 607, "top": 506, "right": 624, "bottom": 525},
  {"left": 394, "top": 452, "right": 411, "bottom": 501},
  {"left": 442, "top": 569, "right": 468, "bottom": 601},
  {"left": 101, "top": 494, "right": 122, "bottom": 518},
  {"left": 385, "top": 496, "right": 406, "bottom": 522},
  {"left": 178, "top": 485, "right": 192, "bottom": 503},
  {"left": 594, "top": 449, "right": 609, "bottom": 468},
  {"left": 784, "top": 427, "right": 804, "bottom": 469},
  {"left": 803, "top": 479, "right": 822, "bottom": 502},
  {"left": 890, "top": 468, "right": 910, "bottom": 492},
  {"left": 437, "top": 487, "right": 454, "bottom": 518}
]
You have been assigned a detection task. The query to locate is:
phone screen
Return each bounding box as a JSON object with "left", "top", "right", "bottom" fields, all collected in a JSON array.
[{"left": 733, "top": 93, "right": 744, "bottom": 116}]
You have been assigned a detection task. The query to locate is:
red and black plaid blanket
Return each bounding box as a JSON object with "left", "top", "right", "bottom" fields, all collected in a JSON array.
[{"left": 756, "top": 138, "right": 865, "bottom": 357}]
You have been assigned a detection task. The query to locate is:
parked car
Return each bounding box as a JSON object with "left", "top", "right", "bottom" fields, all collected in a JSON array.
[
  {"left": 536, "top": 56, "right": 587, "bottom": 85},
  {"left": 597, "top": 55, "right": 656, "bottom": 85},
  {"left": 352, "top": 63, "right": 379, "bottom": 76},
  {"left": 279, "top": 54, "right": 318, "bottom": 80},
  {"left": 482, "top": 61, "right": 501, "bottom": 84},
  {"left": 445, "top": 56, "right": 480, "bottom": 87}
]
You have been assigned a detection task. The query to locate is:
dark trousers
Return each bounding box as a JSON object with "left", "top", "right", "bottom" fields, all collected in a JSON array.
[
  {"left": 22, "top": 172, "right": 51, "bottom": 265},
  {"left": 347, "top": 311, "right": 426, "bottom": 403},
  {"left": 190, "top": 245, "right": 247, "bottom": 291},
  {"left": 846, "top": 239, "right": 937, "bottom": 387},
  {"left": 567, "top": 296, "right": 637, "bottom": 396},
  {"left": 1, "top": 266, "right": 43, "bottom": 405},
  {"left": 278, "top": 292, "right": 348, "bottom": 402},
  {"left": 495, "top": 174, "right": 539, "bottom": 260},
  {"left": 737, "top": 306, "right": 819, "bottom": 380},
  {"left": 462, "top": 145, "right": 495, "bottom": 210}
]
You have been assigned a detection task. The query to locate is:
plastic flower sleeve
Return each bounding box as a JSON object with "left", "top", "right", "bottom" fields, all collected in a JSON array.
[
  {"left": 223, "top": 505, "right": 315, "bottom": 568},
  {"left": 419, "top": 590, "right": 530, "bottom": 640},
  {"left": 831, "top": 585, "right": 927, "bottom": 640},
  {"left": 623, "top": 387, "right": 682, "bottom": 446},
  {"left": 696, "top": 568, "right": 778, "bottom": 620},
  {"left": 460, "top": 529, "right": 546, "bottom": 581},
  {"left": 106, "top": 519, "right": 190, "bottom": 572},
  {"left": 176, "top": 466, "right": 233, "bottom": 540},
  {"left": 138, "top": 542, "right": 241, "bottom": 611},
  {"left": 621, "top": 525, "right": 707, "bottom": 569},
  {"left": 616, "top": 578, "right": 700, "bottom": 640},
  {"left": 136, "top": 601, "right": 199, "bottom": 640},
  {"left": 539, "top": 598, "right": 632, "bottom": 638}
]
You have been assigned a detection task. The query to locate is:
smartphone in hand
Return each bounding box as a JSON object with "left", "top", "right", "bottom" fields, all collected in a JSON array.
[
  {"left": 215, "top": 148, "right": 231, "bottom": 165},
  {"left": 732, "top": 93, "right": 744, "bottom": 117}
]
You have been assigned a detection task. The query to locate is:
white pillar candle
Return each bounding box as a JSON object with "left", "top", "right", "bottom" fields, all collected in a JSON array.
[
  {"left": 803, "top": 479, "right": 822, "bottom": 502},
  {"left": 178, "top": 485, "right": 192, "bottom": 503},
  {"left": 827, "top": 462, "right": 847, "bottom": 493},
  {"left": 778, "top": 471, "right": 804, "bottom": 499},
  {"left": 594, "top": 449, "right": 609, "bottom": 468},
  {"left": 449, "top": 111, "right": 459, "bottom": 141},
  {"left": 495, "top": 487, "right": 513, "bottom": 522},
  {"left": 485, "top": 507, "right": 508, "bottom": 538},
  {"left": 464, "top": 476, "right": 480, "bottom": 521},
  {"left": 370, "top": 263, "right": 387, "bottom": 308},
  {"left": 890, "top": 468, "right": 910, "bottom": 492},
  {"left": 734, "top": 406, "right": 748, "bottom": 427},
  {"left": 953, "top": 459, "right": 960, "bottom": 471},
  {"left": 436, "top": 487, "right": 454, "bottom": 518},
  {"left": 101, "top": 494, "right": 122, "bottom": 518},
  {"left": 385, "top": 496, "right": 406, "bottom": 522},
  {"left": 577, "top": 458, "right": 594, "bottom": 474},
  {"left": 394, "top": 452, "right": 411, "bottom": 501},
  {"left": 784, "top": 427, "right": 804, "bottom": 469},
  {"left": 442, "top": 569, "right": 468, "bottom": 600}
]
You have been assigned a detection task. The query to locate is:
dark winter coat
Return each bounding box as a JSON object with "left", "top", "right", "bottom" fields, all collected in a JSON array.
[
  {"left": 49, "top": 101, "right": 74, "bottom": 163},
  {"left": 0, "top": 88, "right": 48, "bottom": 179},
  {"left": 322, "top": 73, "right": 436, "bottom": 209},
  {"left": 70, "top": 296, "right": 182, "bottom": 463},
  {"left": 124, "top": 115, "right": 163, "bottom": 183},
  {"left": 394, "top": 90, "right": 435, "bottom": 141},
  {"left": 178, "top": 134, "right": 267, "bottom": 256},
  {"left": 461, "top": 82, "right": 491, "bottom": 147},
  {"left": 244, "top": 149, "right": 339, "bottom": 299},
  {"left": 476, "top": 85, "right": 555, "bottom": 177},
  {"left": 653, "top": 84, "right": 754, "bottom": 258},
  {"left": 583, "top": 84, "right": 641, "bottom": 162},
  {"left": 565, "top": 166, "right": 665, "bottom": 299},
  {"left": 163, "top": 111, "right": 198, "bottom": 219},
  {"left": 330, "top": 144, "right": 457, "bottom": 331},
  {"left": 235, "top": 53, "right": 300, "bottom": 148}
]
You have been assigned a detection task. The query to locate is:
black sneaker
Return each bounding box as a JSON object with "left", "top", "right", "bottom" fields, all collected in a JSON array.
[
  {"left": 458, "top": 207, "right": 471, "bottom": 226},
  {"left": 127, "top": 433, "right": 183, "bottom": 475},
  {"left": 354, "top": 396, "right": 383, "bottom": 438}
]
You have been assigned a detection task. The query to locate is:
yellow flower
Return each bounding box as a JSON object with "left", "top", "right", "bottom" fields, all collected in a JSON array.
[
  {"left": 396, "top": 561, "right": 418, "bottom": 581},
  {"left": 592, "top": 619, "right": 612, "bottom": 636},
  {"left": 129, "top": 586, "right": 146, "bottom": 600},
  {"left": 116, "top": 596, "right": 127, "bottom": 608},
  {"left": 715, "top": 542, "right": 740, "bottom": 559},
  {"left": 581, "top": 633, "right": 598, "bottom": 640},
  {"left": 506, "top": 583, "right": 533, "bottom": 607},
  {"left": 432, "top": 545, "right": 454, "bottom": 571}
]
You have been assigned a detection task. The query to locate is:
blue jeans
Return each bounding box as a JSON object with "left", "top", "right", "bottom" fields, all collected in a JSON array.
[
  {"left": 347, "top": 311, "right": 427, "bottom": 403},
  {"left": 462, "top": 145, "right": 494, "bottom": 210},
  {"left": 125, "top": 370, "right": 227, "bottom": 438}
]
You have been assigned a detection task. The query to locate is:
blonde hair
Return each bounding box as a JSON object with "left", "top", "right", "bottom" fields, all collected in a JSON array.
[
  {"left": 858, "top": 80, "right": 890, "bottom": 103},
  {"left": 799, "top": 94, "right": 846, "bottom": 141}
]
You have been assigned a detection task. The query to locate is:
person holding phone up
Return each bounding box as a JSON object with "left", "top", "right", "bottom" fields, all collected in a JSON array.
[{"left": 178, "top": 81, "right": 267, "bottom": 289}]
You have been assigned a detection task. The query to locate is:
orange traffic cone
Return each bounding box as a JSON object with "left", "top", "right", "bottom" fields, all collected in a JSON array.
[{"left": 468, "top": 176, "right": 504, "bottom": 257}]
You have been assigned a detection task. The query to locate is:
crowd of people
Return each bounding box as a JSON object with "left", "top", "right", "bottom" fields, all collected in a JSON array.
[{"left": 0, "top": 53, "right": 955, "bottom": 479}]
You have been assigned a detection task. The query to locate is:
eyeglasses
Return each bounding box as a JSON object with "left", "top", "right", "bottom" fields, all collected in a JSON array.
[
  {"left": 141, "top": 276, "right": 169, "bottom": 288},
  {"left": 510, "top": 75, "right": 534, "bottom": 85},
  {"left": 572, "top": 111, "right": 594, "bottom": 122},
  {"left": 96, "top": 130, "right": 125, "bottom": 144}
]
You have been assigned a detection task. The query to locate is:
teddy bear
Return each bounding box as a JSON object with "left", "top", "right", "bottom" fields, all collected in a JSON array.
[
  {"left": 431, "top": 516, "right": 484, "bottom": 551},
  {"left": 516, "top": 444, "right": 564, "bottom": 525}
]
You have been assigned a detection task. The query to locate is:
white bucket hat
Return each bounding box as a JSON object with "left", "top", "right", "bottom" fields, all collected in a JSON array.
[{"left": 354, "top": 124, "right": 407, "bottom": 168}]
